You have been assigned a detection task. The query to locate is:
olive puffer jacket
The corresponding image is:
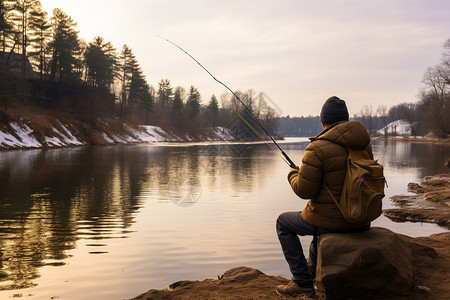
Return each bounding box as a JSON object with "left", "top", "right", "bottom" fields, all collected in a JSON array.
[{"left": 288, "top": 121, "right": 373, "bottom": 230}]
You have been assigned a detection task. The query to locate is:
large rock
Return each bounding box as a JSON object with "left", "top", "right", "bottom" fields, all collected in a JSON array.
[{"left": 315, "top": 227, "right": 416, "bottom": 299}]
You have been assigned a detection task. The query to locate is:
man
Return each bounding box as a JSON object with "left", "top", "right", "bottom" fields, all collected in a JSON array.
[{"left": 276, "top": 96, "right": 372, "bottom": 297}]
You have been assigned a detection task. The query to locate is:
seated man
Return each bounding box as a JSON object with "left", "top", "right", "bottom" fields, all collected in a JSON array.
[{"left": 276, "top": 96, "right": 372, "bottom": 297}]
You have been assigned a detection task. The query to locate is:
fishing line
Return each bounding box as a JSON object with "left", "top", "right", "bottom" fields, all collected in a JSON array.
[{"left": 157, "top": 35, "right": 297, "bottom": 168}]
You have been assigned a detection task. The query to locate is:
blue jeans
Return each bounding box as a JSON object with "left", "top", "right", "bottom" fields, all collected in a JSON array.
[{"left": 276, "top": 211, "right": 369, "bottom": 285}]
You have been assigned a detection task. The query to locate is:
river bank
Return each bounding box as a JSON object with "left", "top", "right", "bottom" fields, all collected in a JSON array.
[
  {"left": 130, "top": 173, "right": 450, "bottom": 300},
  {"left": 0, "top": 104, "right": 234, "bottom": 149},
  {"left": 2, "top": 102, "right": 450, "bottom": 150},
  {"left": 372, "top": 135, "right": 450, "bottom": 145}
]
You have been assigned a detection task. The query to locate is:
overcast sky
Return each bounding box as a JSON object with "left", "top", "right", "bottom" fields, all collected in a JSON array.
[{"left": 40, "top": 0, "right": 449, "bottom": 117}]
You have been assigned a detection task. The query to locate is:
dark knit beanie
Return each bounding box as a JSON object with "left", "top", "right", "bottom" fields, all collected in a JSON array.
[{"left": 320, "top": 96, "right": 349, "bottom": 125}]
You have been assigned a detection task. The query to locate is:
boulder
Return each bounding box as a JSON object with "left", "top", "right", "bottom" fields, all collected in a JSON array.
[{"left": 315, "top": 227, "right": 415, "bottom": 300}]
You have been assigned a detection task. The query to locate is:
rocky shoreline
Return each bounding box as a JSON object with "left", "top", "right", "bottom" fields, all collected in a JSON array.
[
  {"left": 384, "top": 173, "right": 450, "bottom": 229},
  {"left": 130, "top": 173, "right": 450, "bottom": 300}
]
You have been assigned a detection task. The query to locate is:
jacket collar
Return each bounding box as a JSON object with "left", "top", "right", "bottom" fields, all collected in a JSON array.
[{"left": 309, "top": 121, "right": 348, "bottom": 142}]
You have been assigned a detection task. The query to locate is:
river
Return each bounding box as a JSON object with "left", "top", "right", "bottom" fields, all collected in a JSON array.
[{"left": 0, "top": 138, "right": 449, "bottom": 299}]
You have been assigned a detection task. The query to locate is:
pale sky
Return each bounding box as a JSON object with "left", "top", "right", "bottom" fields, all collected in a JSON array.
[{"left": 40, "top": 0, "right": 449, "bottom": 117}]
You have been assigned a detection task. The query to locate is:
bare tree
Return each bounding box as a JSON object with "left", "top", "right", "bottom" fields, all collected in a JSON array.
[
  {"left": 358, "top": 105, "right": 374, "bottom": 134},
  {"left": 376, "top": 105, "right": 389, "bottom": 137},
  {"left": 420, "top": 40, "right": 450, "bottom": 138}
]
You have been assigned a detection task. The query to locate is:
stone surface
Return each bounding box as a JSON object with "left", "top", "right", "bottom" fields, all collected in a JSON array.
[{"left": 315, "top": 227, "right": 416, "bottom": 300}]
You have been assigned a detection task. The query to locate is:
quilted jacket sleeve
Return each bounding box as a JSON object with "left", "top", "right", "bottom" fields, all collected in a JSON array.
[{"left": 287, "top": 142, "right": 323, "bottom": 199}]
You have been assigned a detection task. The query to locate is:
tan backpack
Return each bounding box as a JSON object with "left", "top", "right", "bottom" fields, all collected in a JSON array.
[{"left": 325, "top": 148, "right": 386, "bottom": 224}]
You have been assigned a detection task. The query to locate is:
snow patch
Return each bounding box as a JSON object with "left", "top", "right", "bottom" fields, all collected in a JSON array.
[
  {"left": 102, "top": 133, "right": 114, "bottom": 143},
  {"left": 56, "top": 121, "right": 84, "bottom": 146},
  {"left": 1, "top": 123, "right": 42, "bottom": 148},
  {"left": 377, "top": 120, "right": 412, "bottom": 136},
  {"left": 45, "top": 122, "right": 85, "bottom": 147},
  {"left": 212, "top": 127, "right": 234, "bottom": 141},
  {"left": 137, "top": 125, "right": 168, "bottom": 142}
]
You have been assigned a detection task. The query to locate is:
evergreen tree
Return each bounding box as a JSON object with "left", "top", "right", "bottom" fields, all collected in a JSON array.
[
  {"left": 118, "top": 44, "right": 139, "bottom": 116},
  {"left": 0, "top": 1, "right": 13, "bottom": 52},
  {"left": 157, "top": 78, "right": 173, "bottom": 110},
  {"left": 128, "top": 66, "right": 148, "bottom": 107},
  {"left": 186, "top": 85, "right": 201, "bottom": 119},
  {"left": 84, "top": 36, "right": 117, "bottom": 92},
  {"left": 206, "top": 94, "right": 219, "bottom": 126},
  {"left": 8, "top": 0, "right": 46, "bottom": 75},
  {"left": 172, "top": 87, "right": 184, "bottom": 115},
  {"left": 138, "top": 85, "right": 155, "bottom": 124},
  {"left": 48, "top": 8, "right": 81, "bottom": 82},
  {"left": 117, "top": 44, "right": 152, "bottom": 119},
  {"left": 28, "top": 1, "right": 50, "bottom": 78},
  {"left": 171, "top": 87, "right": 185, "bottom": 128}
]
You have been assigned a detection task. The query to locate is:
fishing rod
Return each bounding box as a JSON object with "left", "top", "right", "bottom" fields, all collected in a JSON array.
[{"left": 158, "top": 35, "right": 297, "bottom": 169}]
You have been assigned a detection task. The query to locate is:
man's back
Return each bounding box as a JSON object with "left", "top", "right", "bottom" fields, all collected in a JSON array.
[{"left": 288, "top": 121, "right": 373, "bottom": 230}]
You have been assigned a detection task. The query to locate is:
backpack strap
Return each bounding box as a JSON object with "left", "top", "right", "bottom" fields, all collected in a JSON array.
[{"left": 324, "top": 185, "right": 347, "bottom": 217}]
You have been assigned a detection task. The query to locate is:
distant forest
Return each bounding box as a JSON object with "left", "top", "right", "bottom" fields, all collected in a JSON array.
[
  {"left": 278, "top": 116, "right": 398, "bottom": 137},
  {"left": 0, "top": 1, "right": 448, "bottom": 139}
]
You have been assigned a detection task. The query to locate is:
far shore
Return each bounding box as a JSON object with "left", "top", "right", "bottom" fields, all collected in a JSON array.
[{"left": 372, "top": 135, "right": 450, "bottom": 145}]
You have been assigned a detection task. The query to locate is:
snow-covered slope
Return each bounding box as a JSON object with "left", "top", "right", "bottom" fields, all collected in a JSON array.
[
  {"left": 377, "top": 120, "right": 412, "bottom": 136},
  {"left": 0, "top": 120, "right": 234, "bottom": 149}
]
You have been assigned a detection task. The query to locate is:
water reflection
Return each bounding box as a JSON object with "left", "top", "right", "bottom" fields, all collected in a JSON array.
[
  {"left": 376, "top": 140, "right": 449, "bottom": 177},
  {"left": 0, "top": 143, "right": 278, "bottom": 291},
  {"left": 0, "top": 147, "right": 137, "bottom": 289},
  {"left": 0, "top": 140, "right": 448, "bottom": 294}
]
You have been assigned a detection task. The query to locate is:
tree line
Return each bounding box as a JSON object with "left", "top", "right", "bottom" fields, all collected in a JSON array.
[
  {"left": 354, "top": 39, "right": 450, "bottom": 138},
  {"left": 281, "top": 40, "right": 450, "bottom": 138},
  {"left": 0, "top": 0, "right": 152, "bottom": 119},
  {"left": 0, "top": 0, "right": 280, "bottom": 138},
  {"left": 2, "top": 1, "right": 447, "bottom": 139}
]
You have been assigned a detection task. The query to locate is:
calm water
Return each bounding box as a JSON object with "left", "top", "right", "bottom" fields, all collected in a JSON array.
[{"left": 0, "top": 139, "right": 448, "bottom": 299}]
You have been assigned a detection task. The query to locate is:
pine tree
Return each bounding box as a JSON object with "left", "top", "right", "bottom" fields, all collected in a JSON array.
[
  {"left": 84, "top": 36, "right": 117, "bottom": 92},
  {"left": 118, "top": 44, "right": 138, "bottom": 116},
  {"left": 138, "top": 84, "right": 154, "bottom": 124},
  {"left": 117, "top": 44, "right": 152, "bottom": 119},
  {"left": 172, "top": 88, "right": 184, "bottom": 114},
  {"left": 157, "top": 78, "right": 173, "bottom": 110},
  {"left": 0, "top": 1, "right": 13, "bottom": 52},
  {"left": 28, "top": 1, "right": 50, "bottom": 78},
  {"left": 7, "top": 0, "right": 46, "bottom": 75},
  {"left": 186, "top": 85, "right": 201, "bottom": 119},
  {"left": 171, "top": 87, "right": 185, "bottom": 128},
  {"left": 206, "top": 94, "right": 219, "bottom": 126},
  {"left": 48, "top": 8, "right": 81, "bottom": 82}
]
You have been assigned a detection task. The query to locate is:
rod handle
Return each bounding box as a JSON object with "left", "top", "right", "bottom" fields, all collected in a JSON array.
[{"left": 282, "top": 151, "right": 298, "bottom": 169}]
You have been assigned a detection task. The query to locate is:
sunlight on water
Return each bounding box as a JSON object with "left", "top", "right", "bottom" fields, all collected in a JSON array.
[{"left": 0, "top": 140, "right": 448, "bottom": 299}]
